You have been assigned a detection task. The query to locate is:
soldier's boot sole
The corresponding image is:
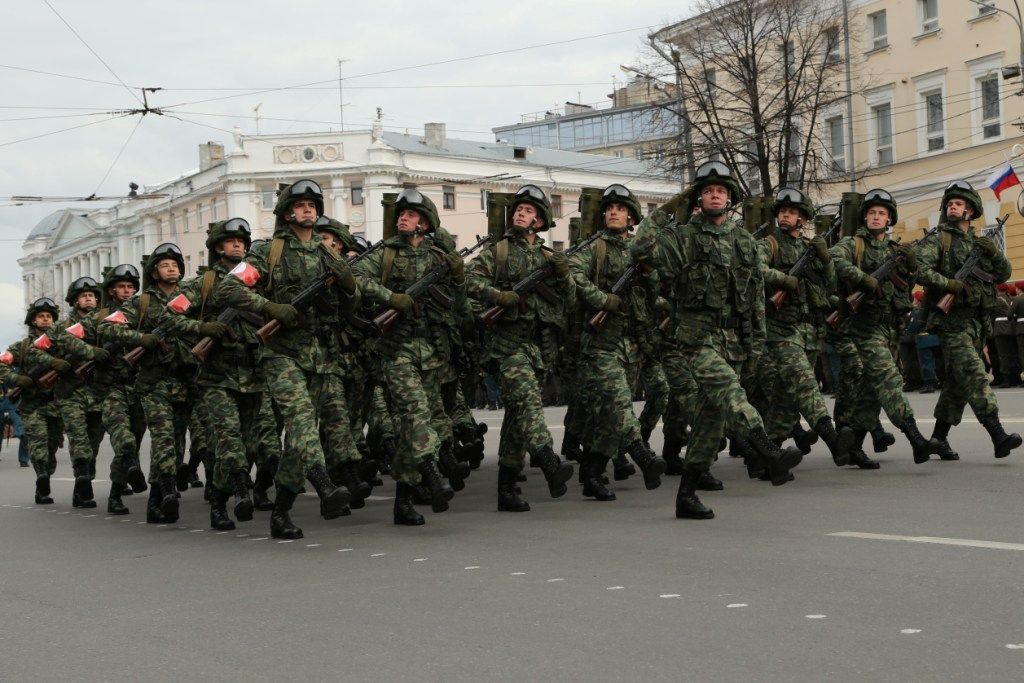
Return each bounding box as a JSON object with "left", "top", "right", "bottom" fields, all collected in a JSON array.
[
  {"left": 695, "top": 471, "right": 724, "bottom": 491},
  {"left": 544, "top": 462, "right": 574, "bottom": 499},
  {"left": 35, "top": 494, "right": 54, "bottom": 505},
  {"left": 995, "top": 433, "right": 1023, "bottom": 459},
  {"left": 73, "top": 473, "right": 93, "bottom": 503},
  {"left": 319, "top": 487, "right": 352, "bottom": 520},
  {"left": 107, "top": 498, "right": 129, "bottom": 515},
  {"left": 830, "top": 428, "right": 856, "bottom": 467},
  {"left": 641, "top": 458, "right": 667, "bottom": 490},
  {"left": 126, "top": 465, "right": 148, "bottom": 493},
  {"left": 768, "top": 448, "right": 803, "bottom": 487},
  {"left": 234, "top": 498, "right": 254, "bottom": 523},
  {"left": 159, "top": 494, "right": 179, "bottom": 522},
  {"left": 35, "top": 473, "right": 50, "bottom": 498}
]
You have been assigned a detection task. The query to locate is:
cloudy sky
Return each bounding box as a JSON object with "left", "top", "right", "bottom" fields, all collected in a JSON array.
[{"left": 0, "top": 0, "right": 694, "bottom": 346}]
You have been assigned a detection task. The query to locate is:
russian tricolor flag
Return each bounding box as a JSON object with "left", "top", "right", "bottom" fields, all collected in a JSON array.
[{"left": 986, "top": 163, "right": 1021, "bottom": 200}]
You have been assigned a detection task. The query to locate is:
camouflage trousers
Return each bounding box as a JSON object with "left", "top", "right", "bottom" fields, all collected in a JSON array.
[
  {"left": 101, "top": 384, "right": 146, "bottom": 485},
  {"left": 365, "top": 383, "right": 396, "bottom": 455},
  {"left": 382, "top": 356, "right": 447, "bottom": 485},
  {"left": 495, "top": 349, "right": 553, "bottom": 471},
  {"left": 561, "top": 359, "right": 586, "bottom": 441},
  {"left": 56, "top": 387, "right": 105, "bottom": 468},
  {"left": 577, "top": 340, "right": 642, "bottom": 458},
  {"left": 442, "top": 377, "right": 475, "bottom": 433},
  {"left": 662, "top": 342, "right": 762, "bottom": 472},
  {"left": 663, "top": 364, "right": 701, "bottom": 445},
  {"left": 202, "top": 386, "right": 261, "bottom": 492},
  {"left": 935, "top": 320, "right": 999, "bottom": 425},
  {"left": 138, "top": 376, "right": 190, "bottom": 483},
  {"left": 318, "top": 372, "right": 362, "bottom": 476},
  {"left": 248, "top": 394, "right": 281, "bottom": 468},
  {"left": 21, "top": 403, "right": 63, "bottom": 475},
  {"left": 844, "top": 324, "right": 913, "bottom": 431},
  {"left": 760, "top": 340, "right": 829, "bottom": 441},
  {"left": 830, "top": 334, "right": 862, "bottom": 428},
  {"left": 638, "top": 360, "right": 669, "bottom": 437},
  {"left": 188, "top": 385, "right": 211, "bottom": 470},
  {"left": 262, "top": 356, "right": 347, "bottom": 493}
]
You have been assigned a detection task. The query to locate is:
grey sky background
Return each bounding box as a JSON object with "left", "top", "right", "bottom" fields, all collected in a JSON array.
[{"left": 0, "top": 0, "right": 693, "bottom": 346}]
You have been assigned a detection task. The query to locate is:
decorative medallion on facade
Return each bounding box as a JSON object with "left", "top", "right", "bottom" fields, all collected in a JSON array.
[{"left": 273, "top": 144, "right": 343, "bottom": 164}]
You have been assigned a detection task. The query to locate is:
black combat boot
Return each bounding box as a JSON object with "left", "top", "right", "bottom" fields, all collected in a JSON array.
[
  {"left": 146, "top": 485, "right": 165, "bottom": 523},
  {"left": 107, "top": 482, "right": 129, "bottom": 515},
  {"left": 497, "top": 465, "right": 530, "bottom": 512},
  {"left": 747, "top": 427, "right": 803, "bottom": 486},
  {"left": 560, "top": 430, "right": 584, "bottom": 462},
  {"left": 454, "top": 424, "right": 485, "bottom": 469},
  {"left": 896, "top": 418, "right": 940, "bottom": 464},
  {"left": 175, "top": 458, "right": 191, "bottom": 492},
  {"left": 871, "top": 420, "right": 897, "bottom": 453},
  {"left": 417, "top": 459, "right": 454, "bottom": 513},
  {"left": 393, "top": 483, "right": 425, "bottom": 526},
  {"left": 815, "top": 417, "right": 854, "bottom": 467},
  {"left": 640, "top": 424, "right": 654, "bottom": 445},
  {"left": 581, "top": 455, "right": 616, "bottom": 501},
  {"left": 378, "top": 437, "right": 396, "bottom": 476},
  {"left": 625, "top": 439, "right": 667, "bottom": 490},
  {"left": 158, "top": 473, "right": 179, "bottom": 522},
  {"left": 186, "top": 448, "right": 207, "bottom": 489},
  {"left": 34, "top": 461, "right": 52, "bottom": 504},
  {"left": 72, "top": 460, "right": 95, "bottom": 508},
  {"left": 229, "top": 470, "right": 254, "bottom": 522},
  {"left": 979, "top": 412, "right": 1023, "bottom": 459},
  {"left": 124, "top": 452, "right": 147, "bottom": 493},
  {"left": 846, "top": 428, "right": 880, "bottom": 469},
  {"left": 270, "top": 486, "right": 303, "bottom": 539},
  {"left": 696, "top": 470, "right": 724, "bottom": 491},
  {"left": 252, "top": 456, "right": 278, "bottom": 511},
  {"left": 790, "top": 423, "right": 819, "bottom": 455},
  {"left": 210, "top": 487, "right": 236, "bottom": 531},
  {"left": 306, "top": 464, "right": 351, "bottom": 520},
  {"left": 339, "top": 460, "right": 372, "bottom": 509},
  {"left": 930, "top": 419, "right": 960, "bottom": 461},
  {"left": 437, "top": 440, "right": 470, "bottom": 492},
  {"left": 612, "top": 449, "right": 636, "bottom": 481},
  {"left": 675, "top": 469, "right": 714, "bottom": 519},
  {"left": 662, "top": 437, "right": 685, "bottom": 475},
  {"left": 532, "top": 446, "right": 574, "bottom": 498}
]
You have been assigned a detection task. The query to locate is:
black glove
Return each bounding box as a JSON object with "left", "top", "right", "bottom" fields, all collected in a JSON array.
[
  {"left": 547, "top": 251, "right": 569, "bottom": 278},
  {"left": 388, "top": 293, "right": 414, "bottom": 313},
  {"left": 324, "top": 256, "right": 357, "bottom": 294},
  {"left": 975, "top": 236, "right": 999, "bottom": 257},
  {"left": 494, "top": 291, "right": 519, "bottom": 309},
  {"left": 444, "top": 252, "right": 465, "bottom": 284},
  {"left": 810, "top": 236, "right": 830, "bottom": 263},
  {"left": 50, "top": 358, "right": 72, "bottom": 374},
  {"left": 198, "top": 321, "right": 229, "bottom": 339},
  {"left": 139, "top": 333, "right": 160, "bottom": 350},
  {"left": 90, "top": 347, "right": 110, "bottom": 363},
  {"left": 261, "top": 302, "right": 299, "bottom": 327},
  {"left": 13, "top": 374, "right": 33, "bottom": 389}
]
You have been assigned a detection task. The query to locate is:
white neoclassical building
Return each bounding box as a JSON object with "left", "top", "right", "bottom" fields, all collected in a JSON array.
[{"left": 20, "top": 121, "right": 678, "bottom": 309}]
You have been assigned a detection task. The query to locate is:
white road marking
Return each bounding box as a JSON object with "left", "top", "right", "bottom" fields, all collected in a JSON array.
[
  {"left": 901, "top": 629, "right": 922, "bottom": 634},
  {"left": 249, "top": 537, "right": 268, "bottom": 541},
  {"left": 338, "top": 548, "right": 353, "bottom": 552},
  {"left": 277, "top": 540, "right": 294, "bottom": 544},
  {"left": 370, "top": 553, "right": 385, "bottom": 557},
  {"left": 510, "top": 572, "right": 525, "bottom": 576},
  {"left": 606, "top": 586, "right": 624, "bottom": 590},
  {"left": 546, "top": 578, "right": 565, "bottom": 583},
  {"left": 190, "top": 529, "right": 204, "bottom": 533},
  {"left": 83, "top": 514, "right": 95, "bottom": 518},
  {"left": 364, "top": 496, "right": 393, "bottom": 501},
  {"left": 104, "top": 517, "right": 112, "bottom": 520},
  {"left": 236, "top": 534, "right": 249, "bottom": 538},
  {"left": 120, "top": 519, "right": 131, "bottom": 523},
  {"left": 413, "top": 558, "right": 428, "bottom": 562},
  {"left": 1005, "top": 644, "right": 1024, "bottom": 649},
  {"left": 806, "top": 614, "right": 827, "bottom": 619},
  {"left": 660, "top": 594, "right": 680, "bottom": 599},
  {"left": 306, "top": 543, "right": 321, "bottom": 548},
  {"left": 727, "top": 603, "right": 748, "bottom": 608},
  {"left": 464, "top": 565, "right": 479, "bottom": 570},
  {"left": 830, "top": 531, "right": 1024, "bottom": 551}
]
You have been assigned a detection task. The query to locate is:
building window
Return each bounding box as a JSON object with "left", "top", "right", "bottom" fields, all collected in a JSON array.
[
  {"left": 551, "top": 194, "right": 563, "bottom": 219},
  {"left": 745, "top": 142, "right": 763, "bottom": 195},
  {"left": 869, "top": 11, "right": 888, "bottom": 50},
  {"left": 185, "top": 255, "right": 191, "bottom": 275},
  {"left": 614, "top": 150, "right": 624, "bottom": 158},
  {"left": 351, "top": 182, "right": 364, "bottom": 206},
  {"left": 824, "top": 26, "right": 841, "bottom": 64},
  {"left": 169, "top": 212, "right": 178, "bottom": 238},
  {"left": 261, "top": 187, "right": 276, "bottom": 210},
  {"left": 184, "top": 209, "right": 191, "bottom": 232},
  {"left": 871, "top": 103, "right": 893, "bottom": 166},
  {"left": 155, "top": 218, "right": 163, "bottom": 241},
  {"left": 920, "top": 0, "right": 938, "bottom": 33},
  {"left": 826, "top": 115, "right": 845, "bottom": 173},
  {"left": 212, "top": 201, "right": 221, "bottom": 221},
  {"left": 199, "top": 250, "right": 205, "bottom": 264},
  {"left": 198, "top": 202, "right": 208, "bottom": 227},
  {"left": 980, "top": 74, "right": 1001, "bottom": 139},
  {"left": 443, "top": 185, "right": 456, "bottom": 210},
  {"left": 923, "top": 89, "right": 945, "bottom": 152},
  {"left": 704, "top": 69, "right": 717, "bottom": 98}
]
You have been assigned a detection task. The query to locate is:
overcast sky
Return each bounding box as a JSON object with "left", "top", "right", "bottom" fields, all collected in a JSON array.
[{"left": 0, "top": 0, "right": 693, "bottom": 346}]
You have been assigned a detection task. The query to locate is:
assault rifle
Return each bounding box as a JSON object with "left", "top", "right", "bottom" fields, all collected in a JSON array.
[
  {"left": 935, "top": 213, "right": 1009, "bottom": 315},
  {"left": 768, "top": 215, "right": 842, "bottom": 311},
  {"left": 589, "top": 261, "right": 642, "bottom": 333},
  {"left": 123, "top": 328, "right": 169, "bottom": 366},
  {"left": 373, "top": 235, "right": 490, "bottom": 335},
  {"left": 256, "top": 240, "right": 385, "bottom": 344},
  {"left": 479, "top": 232, "right": 600, "bottom": 329},
  {"left": 71, "top": 341, "right": 119, "bottom": 379},
  {"left": 191, "top": 308, "right": 266, "bottom": 362}
]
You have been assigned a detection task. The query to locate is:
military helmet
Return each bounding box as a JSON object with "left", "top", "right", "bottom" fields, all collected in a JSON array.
[
  {"left": 860, "top": 188, "right": 898, "bottom": 225},
  {"left": 144, "top": 242, "right": 185, "bottom": 280},
  {"left": 206, "top": 217, "right": 252, "bottom": 253},
  {"left": 687, "top": 161, "right": 743, "bottom": 215},
  {"left": 102, "top": 263, "right": 141, "bottom": 292},
  {"left": 273, "top": 179, "right": 325, "bottom": 219},
  {"left": 772, "top": 187, "right": 815, "bottom": 222},
  {"left": 65, "top": 276, "right": 101, "bottom": 307},
  {"left": 940, "top": 180, "right": 984, "bottom": 220},
  {"left": 510, "top": 184, "right": 553, "bottom": 231},
  {"left": 394, "top": 188, "right": 440, "bottom": 233},
  {"left": 314, "top": 215, "right": 350, "bottom": 241},
  {"left": 25, "top": 296, "right": 59, "bottom": 327},
  {"left": 599, "top": 184, "right": 643, "bottom": 226}
]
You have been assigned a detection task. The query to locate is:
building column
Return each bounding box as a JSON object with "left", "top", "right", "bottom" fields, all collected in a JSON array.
[
  {"left": 363, "top": 172, "right": 399, "bottom": 242},
  {"left": 225, "top": 178, "right": 256, "bottom": 227},
  {"left": 330, "top": 176, "right": 349, "bottom": 225}
]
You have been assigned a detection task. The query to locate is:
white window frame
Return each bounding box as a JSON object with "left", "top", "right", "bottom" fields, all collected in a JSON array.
[
  {"left": 868, "top": 10, "right": 888, "bottom": 50},
  {"left": 824, "top": 112, "right": 846, "bottom": 174},
  {"left": 969, "top": 54, "right": 1004, "bottom": 144},
  {"left": 920, "top": 0, "right": 939, "bottom": 33},
  {"left": 913, "top": 70, "right": 946, "bottom": 156},
  {"left": 866, "top": 86, "right": 895, "bottom": 167}
]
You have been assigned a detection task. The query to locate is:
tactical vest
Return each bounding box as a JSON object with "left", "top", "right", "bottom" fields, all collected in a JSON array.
[{"left": 674, "top": 221, "right": 758, "bottom": 320}]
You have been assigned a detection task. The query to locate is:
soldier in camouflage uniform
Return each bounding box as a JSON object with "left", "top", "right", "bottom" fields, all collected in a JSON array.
[
  {"left": 213, "top": 180, "right": 357, "bottom": 539},
  {"left": 162, "top": 218, "right": 268, "bottom": 530},
  {"left": 915, "top": 180, "right": 1022, "bottom": 459},
  {"left": 92, "top": 264, "right": 149, "bottom": 513},
  {"left": 101, "top": 243, "right": 200, "bottom": 523},
  {"left": 830, "top": 189, "right": 941, "bottom": 465},
  {"left": 54, "top": 277, "right": 111, "bottom": 506},
  {"left": 569, "top": 184, "right": 666, "bottom": 501},
  {"left": 466, "top": 184, "right": 575, "bottom": 512},
  {"left": 630, "top": 161, "right": 803, "bottom": 520},
  {"left": 757, "top": 188, "right": 854, "bottom": 467},
  {"left": 354, "top": 188, "right": 464, "bottom": 524}
]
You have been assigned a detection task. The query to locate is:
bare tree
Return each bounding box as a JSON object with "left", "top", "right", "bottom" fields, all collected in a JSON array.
[{"left": 639, "top": 0, "right": 863, "bottom": 196}]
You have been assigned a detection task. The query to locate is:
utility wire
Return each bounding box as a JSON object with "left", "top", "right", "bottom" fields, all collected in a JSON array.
[{"left": 92, "top": 116, "right": 144, "bottom": 195}]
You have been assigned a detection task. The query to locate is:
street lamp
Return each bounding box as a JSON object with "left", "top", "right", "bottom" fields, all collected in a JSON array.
[{"left": 969, "top": 0, "right": 1024, "bottom": 81}]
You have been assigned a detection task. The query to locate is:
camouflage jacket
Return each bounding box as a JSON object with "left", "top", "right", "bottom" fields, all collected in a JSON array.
[
  {"left": 4, "top": 335, "right": 64, "bottom": 410},
  {"left": 831, "top": 228, "right": 915, "bottom": 332},
  {"left": 92, "top": 300, "right": 140, "bottom": 388},
  {"left": 101, "top": 284, "right": 199, "bottom": 382},
  {"left": 759, "top": 229, "right": 836, "bottom": 342},
  {"left": 916, "top": 222, "right": 1012, "bottom": 332},
  {"left": 630, "top": 209, "right": 765, "bottom": 362},
  {"left": 570, "top": 228, "right": 657, "bottom": 353},
  {"left": 212, "top": 229, "right": 359, "bottom": 374},
  {"left": 50, "top": 308, "right": 105, "bottom": 401}
]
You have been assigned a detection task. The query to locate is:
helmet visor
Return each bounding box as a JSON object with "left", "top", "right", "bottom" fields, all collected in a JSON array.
[
  {"left": 515, "top": 185, "right": 547, "bottom": 203},
  {"left": 396, "top": 188, "right": 425, "bottom": 205},
  {"left": 946, "top": 180, "right": 975, "bottom": 193},
  {"left": 695, "top": 161, "right": 732, "bottom": 181},
  {"left": 775, "top": 188, "right": 804, "bottom": 204},
  {"left": 32, "top": 297, "right": 57, "bottom": 309},
  {"left": 602, "top": 184, "right": 632, "bottom": 200},
  {"left": 110, "top": 264, "right": 140, "bottom": 280},
  {"left": 863, "top": 189, "right": 894, "bottom": 204},
  {"left": 286, "top": 179, "right": 323, "bottom": 199},
  {"left": 221, "top": 217, "right": 251, "bottom": 237},
  {"left": 151, "top": 243, "right": 183, "bottom": 260},
  {"left": 70, "top": 276, "right": 98, "bottom": 292}
]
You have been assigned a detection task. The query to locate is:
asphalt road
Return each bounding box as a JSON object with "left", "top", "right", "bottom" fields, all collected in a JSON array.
[{"left": 2, "top": 391, "right": 1024, "bottom": 681}]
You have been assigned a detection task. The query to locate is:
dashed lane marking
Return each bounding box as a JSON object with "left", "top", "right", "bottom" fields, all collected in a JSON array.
[
  {"left": 806, "top": 614, "right": 827, "bottom": 619},
  {"left": 901, "top": 629, "right": 922, "bottom": 634},
  {"left": 830, "top": 531, "right": 1024, "bottom": 552},
  {"left": 727, "top": 603, "right": 748, "bottom": 608}
]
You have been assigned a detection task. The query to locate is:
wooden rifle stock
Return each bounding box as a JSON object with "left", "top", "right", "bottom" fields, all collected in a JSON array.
[
  {"left": 825, "top": 310, "right": 842, "bottom": 329},
  {"left": 37, "top": 369, "right": 59, "bottom": 390},
  {"left": 769, "top": 289, "right": 789, "bottom": 310},
  {"left": 935, "top": 292, "right": 956, "bottom": 315},
  {"left": 588, "top": 309, "right": 609, "bottom": 332},
  {"left": 191, "top": 336, "right": 217, "bottom": 361},
  {"left": 255, "top": 319, "right": 281, "bottom": 344}
]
